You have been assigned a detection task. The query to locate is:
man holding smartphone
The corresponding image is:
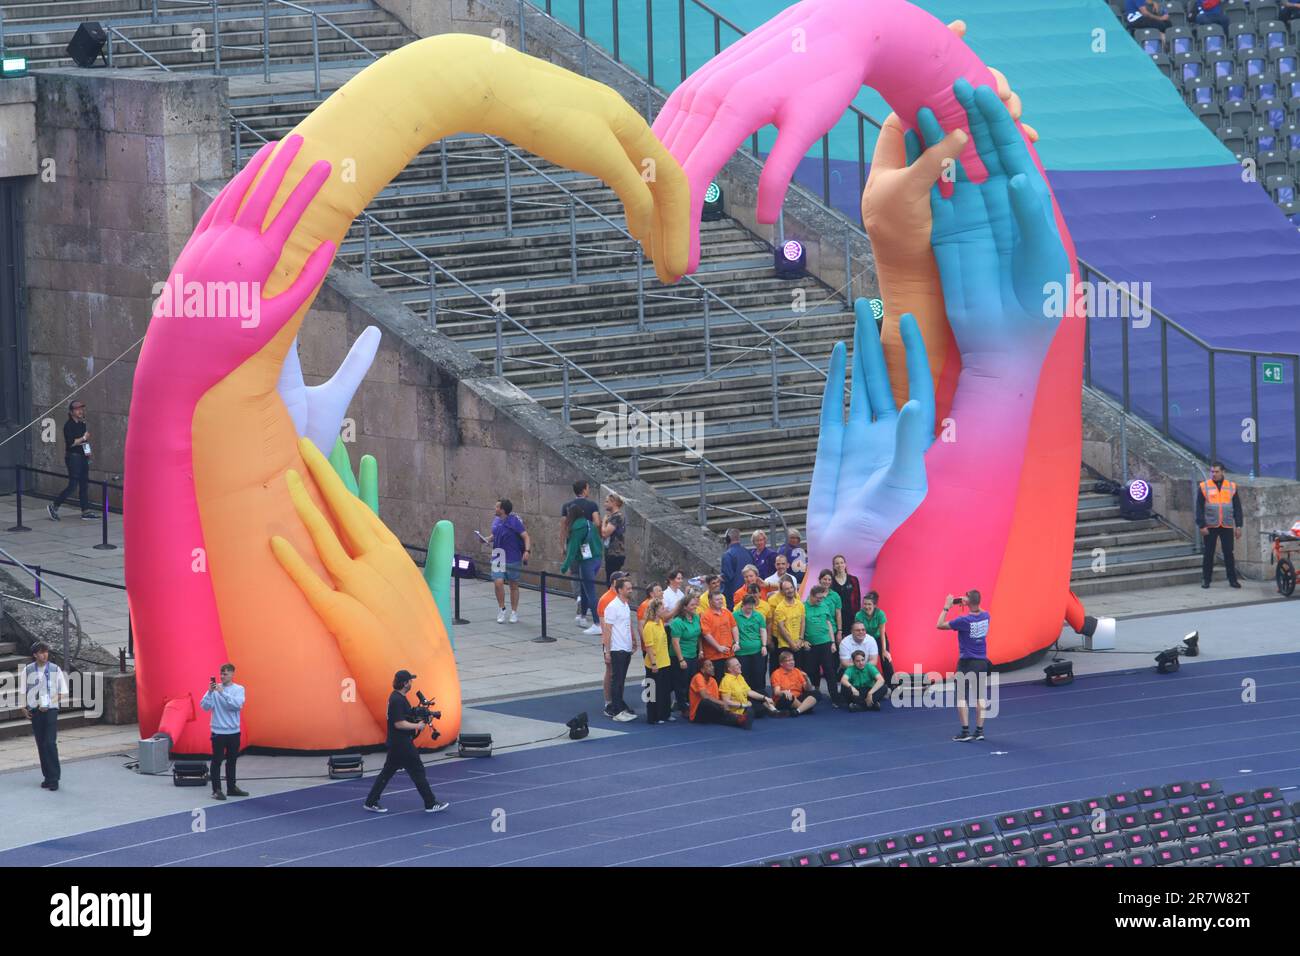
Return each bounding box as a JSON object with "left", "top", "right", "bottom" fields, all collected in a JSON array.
[
  {"left": 201, "top": 663, "right": 247, "bottom": 800},
  {"left": 484, "top": 498, "right": 530, "bottom": 623},
  {"left": 937, "top": 591, "right": 990, "bottom": 742}
]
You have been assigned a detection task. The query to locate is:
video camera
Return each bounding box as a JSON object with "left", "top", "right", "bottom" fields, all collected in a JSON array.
[{"left": 412, "top": 691, "right": 442, "bottom": 741}]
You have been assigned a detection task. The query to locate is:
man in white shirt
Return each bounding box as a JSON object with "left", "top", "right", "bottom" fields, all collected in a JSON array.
[
  {"left": 19, "top": 642, "right": 70, "bottom": 791},
  {"left": 601, "top": 577, "right": 638, "bottom": 722},
  {"left": 662, "top": 569, "right": 686, "bottom": 613},
  {"left": 836, "top": 621, "right": 879, "bottom": 707}
]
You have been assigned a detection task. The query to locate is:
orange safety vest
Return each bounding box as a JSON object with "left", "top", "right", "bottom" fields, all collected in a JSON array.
[{"left": 1200, "top": 479, "right": 1237, "bottom": 528}]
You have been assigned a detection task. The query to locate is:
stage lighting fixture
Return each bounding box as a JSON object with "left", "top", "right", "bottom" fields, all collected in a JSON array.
[
  {"left": 328, "top": 754, "right": 364, "bottom": 779},
  {"left": 67, "top": 22, "right": 108, "bottom": 68},
  {"left": 452, "top": 553, "right": 476, "bottom": 578},
  {"left": 867, "top": 297, "right": 885, "bottom": 328},
  {"left": 2, "top": 56, "right": 29, "bottom": 78},
  {"left": 457, "top": 733, "right": 493, "bottom": 757},
  {"left": 1155, "top": 647, "right": 1181, "bottom": 674},
  {"left": 774, "top": 239, "right": 807, "bottom": 279},
  {"left": 1120, "top": 478, "right": 1153, "bottom": 520},
  {"left": 1044, "top": 660, "right": 1074, "bottom": 686},
  {"left": 172, "top": 760, "right": 209, "bottom": 787},
  {"left": 701, "top": 181, "right": 725, "bottom": 221},
  {"left": 566, "top": 712, "right": 589, "bottom": 740},
  {"left": 1182, "top": 631, "right": 1199, "bottom": 657}
]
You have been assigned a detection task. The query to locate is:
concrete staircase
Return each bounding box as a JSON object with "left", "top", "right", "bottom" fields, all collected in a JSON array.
[
  {"left": 0, "top": 634, "right": 94, "bottom": 742},
  {"left": 5, "top": 0, "right": 1205, "bottom": 595}
]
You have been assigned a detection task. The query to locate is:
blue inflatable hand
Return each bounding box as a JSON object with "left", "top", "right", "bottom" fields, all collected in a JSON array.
[
  {"left": 807, "top": 302, "right": 934, "bottom": 582},
  {"left": 915, "top": 80, "right": 1070, "bottom": 375}
]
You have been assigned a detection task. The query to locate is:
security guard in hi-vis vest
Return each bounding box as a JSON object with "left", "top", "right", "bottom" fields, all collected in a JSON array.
[{"left": 1196, "top": 461, "right": 1243, "bottom": 589}]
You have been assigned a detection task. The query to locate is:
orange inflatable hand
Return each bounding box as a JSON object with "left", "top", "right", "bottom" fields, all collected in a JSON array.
[{"left": 271, "top": 437, "right": 460, "bottom": 746}]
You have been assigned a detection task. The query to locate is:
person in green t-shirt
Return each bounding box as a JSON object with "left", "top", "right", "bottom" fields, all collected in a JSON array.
[
  {"left": 668, "top": 593, "right": 703, "bottom": 716},
  {"left": 803, "top": 585, "right": 839, "bottom": 702},
  {"left": 816, "top": 569, "right": 842, "bottom": 637},
  {"left": 733, "top": 592, "right": 769, "bottom": 695},
  {"left": 853, "top": 591, "right": 893, "bottom": 687},
  {"left": 839, "top": 650, "right": 885, "bottom": 711}
]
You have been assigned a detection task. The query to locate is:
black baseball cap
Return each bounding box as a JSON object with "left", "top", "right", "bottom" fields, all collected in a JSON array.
[{"left": 392, "top": 669, "right": 416, "bottom": 689}]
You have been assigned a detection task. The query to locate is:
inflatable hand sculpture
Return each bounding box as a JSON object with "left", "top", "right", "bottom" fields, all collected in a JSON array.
[
  {"left": 807, "top": 304, "right": 933, "bottom": 581},
  {"left": 124, "top": 36, "right": 691, "bottom": 753}
]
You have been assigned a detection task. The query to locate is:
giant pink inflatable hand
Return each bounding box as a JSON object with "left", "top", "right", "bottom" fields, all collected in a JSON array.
[{"left": 653, "top": 0, "right": 999, "bottom": 273}]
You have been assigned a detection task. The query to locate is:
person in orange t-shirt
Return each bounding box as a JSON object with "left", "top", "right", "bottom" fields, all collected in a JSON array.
[
  {"left": 732, "top": 564, "right": 772, "bottom": 608},
  {"left": 770, "top": 650, "right": 817, "bottom": 716},
  {"left": 698, "top": 591, "right": 738, "bottom": 673},
  {"left": 689, "top": 659, "right": 750, "bottom": 728},
  {"left": 638, "top": 582, "right": 663, "bottom": 623}
]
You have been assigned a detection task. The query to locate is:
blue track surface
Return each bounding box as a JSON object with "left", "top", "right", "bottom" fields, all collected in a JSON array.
[{"left": 5, "top": 654, "right": 1298, "bottom": 867}]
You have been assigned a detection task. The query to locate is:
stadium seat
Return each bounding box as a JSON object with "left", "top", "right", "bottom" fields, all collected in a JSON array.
[
  {"left": 1168, "top": 2, "right": 1189, "bottom": 28},
  {"left": 1258, "top": 2, "right": 1284, "bottom": 21},
  {"left": 1136, "top": 28, "right": 1164, "bottom": 55},
  {"left": 1258, "top": 149, "right": 1289, "bottom": 179},
  {"left": 1262, "top": 19, "right": 1288, "bottom": 50},
  {"left": 1218, "top": 74, "right": 1247, "bottom": 103},
  {"left": 1199, "top": 22, "right": 1228, "bottom": 52},
  {"left": 1284, "top": 121, "right": 1300, "bottom": 150},
  {"left": 1250, "top": 124, "right": 1277, "bottom": 151},
  {"left": 1232, "top": 23, "right": 1258, "bottom": 51},
  {"left": 1207, "top": 49, "right": 1235, "bottom": 77},
  {"left": 1256, "top": 98, "right": 1287, "bottom": 129},
  {"left": 1216, "top": 125, "right": 1247, "bottom": 156},
  {"left": 1175, "top": 51, "right": 1205, "bottom": 81},
  {"left": 1227, "top": 101, "right": 1256, "bottom": 127},
  {"left": 1170, "top": 25, "right": 1196, "bottom": 54},
  {"left": 1279, "top": 70, "right": 1300, "bottom": 98},
  {"left": 1241, "top": 49, "right": 1269, "bottom": 76},
  {"left": 1224, "top": 0, "right": 1251, "bottom": 30},
  {"left": 1250, "top": 74, "right": 1280, "bottom": 100},
  {"left": 1152, "top": 52, "right": 1173, "bottom": 78},
  {"left": 1187, "top": 76, "right": 1216, "bottom": 103},
  {"left": 1270, "top": 46, "right": 1299, "bottom": 74},
  {"left": 1269, "top": 176, "right": 1297, "bottom": 202}
]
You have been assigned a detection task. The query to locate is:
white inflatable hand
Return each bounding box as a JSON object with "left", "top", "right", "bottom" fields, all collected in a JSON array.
[{"left": 276, "top": 326, "right": 381, "bottom": 453}]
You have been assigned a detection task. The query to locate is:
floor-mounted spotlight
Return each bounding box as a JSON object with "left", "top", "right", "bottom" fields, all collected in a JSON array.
[
  {"left": 701, "top": 181, "right": 725, "bottom": 221},
  {"left": 566, "top": 712, "right": 589, "bottom": 740},
  {"left": 1182, "top": 631, "right": 1199, "bottom": 657},
  {"left": 774, "top": 239, "right": 807, "bottom": 279},
  {"left": 1120, "top": 478, "right": 1153, "bottom": 520},
  {"left": 1155, "top": 647, "right": 1181, "bottom": 674}
]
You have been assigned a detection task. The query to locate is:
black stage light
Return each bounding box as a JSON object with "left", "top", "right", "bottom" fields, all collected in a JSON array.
[
  {"left": 701, "top": 181, "right": 725, "bottom": 221},
  {"left": 774, "top": 239, "right": 807, "bottom": 279},
  {"left": 328, "top": 754, "right": 364, "bottom": 779},
  {"left": 172, "top": 760, "right": 209, "bottom": 787},
  {"left": 457, "top": 733, "right": 493, "bottom": 758},
  {"left": 1044, "top": 660, "right": 1074, "bottom": 686},
  {"left": 1155, "top": 647, "right": 1181, "bottom": 673},
  {"left": 566, "top": 712, "right": 589, "bottom": 740},
  {"left": 67, "top": 22, "right": 108, "bottom": 68},
  {"left": 1120, "top": 478, "right": 1153, "bottom": 519},
  {"left": 1182, "top": 630, "right": 1199, "bottom": 656},
  {"left": 452, "top": 553, "right": 476, "bottom": 578}
]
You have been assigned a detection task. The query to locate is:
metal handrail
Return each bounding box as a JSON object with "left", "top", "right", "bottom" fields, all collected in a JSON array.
[
  {"left": 105, "top": 25, "right": 169, "bottom": 71},
  {"left": 0, "top": 543, "right": 84, "bottom": 671}
]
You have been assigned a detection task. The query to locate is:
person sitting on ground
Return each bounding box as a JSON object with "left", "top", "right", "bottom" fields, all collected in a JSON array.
[
  {"left": 719, "top": 657, "right": 777, "bottom": 719},
  {"left": 750, "top": 530, "right": 778, "bottom": 579},
  {"left": 734, "top": 592, "right": 769, "bottom": 696},
  {"left": 770, "top": 650, "right": 817, "bottom": 716},
  {"left": 778, "top": 529, "right": 808, "bottom": 584},
  {"left": 668, "top": 591, "right": 703, "bottom": 717},
  {"left": 689, "top": 658, "right": 751, "bottom": 729},
  {"left": 854, "top": 591, "right": 894, "bottom": 687},
  {"left": 839, "top": 650, "right": 885, "bottom": 712},
  {"left": 763, "top": 553, "right": 791, "bottom": 589},
  {"left": 816, "top": 569, "right": 843, "bottom": 639},
  {"left": 733, "top": 564, "right": 770, "bottom": 608},
  {"left": 768, "top": 575, "right": 806, "bottom": 676},
  {"left": 638, "top": 582, "right": 664, "bottom": 623},
  {"left": 803, "top": 584, "right": 840, "bottom": 704},
  {"left": 699, "top": 590, "right": 738, "bottom": 678},
  {"left": 641, "top": 597, "right": 675, "bottom": 724}
]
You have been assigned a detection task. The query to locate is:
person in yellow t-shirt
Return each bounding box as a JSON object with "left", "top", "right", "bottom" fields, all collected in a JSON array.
[
  {"left": 768, "top": 576, "right": 806, "bottom": 676},
  {"left": 641, "top": 598, "right": 674, "bottom": 725},
  {"left": 718, "top": 657, "right": 776, "bottom": 718}
]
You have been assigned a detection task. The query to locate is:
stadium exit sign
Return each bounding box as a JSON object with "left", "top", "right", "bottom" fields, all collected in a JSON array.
[{"left": 1262, "top": 361, "right": 1285, "bottom": 385}]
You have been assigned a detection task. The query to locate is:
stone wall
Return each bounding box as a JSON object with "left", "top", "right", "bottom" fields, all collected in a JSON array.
[
  {"left": 21, "top": 68, "right": 228, "bottom": 507},
  {"left": 1083, "top": 387, "right": 1300, "bottom": 582}
]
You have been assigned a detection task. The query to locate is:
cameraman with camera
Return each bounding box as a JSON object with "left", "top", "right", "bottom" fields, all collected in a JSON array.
[{"left": 363, "top": 670, "right": 450, "bottom": 815}]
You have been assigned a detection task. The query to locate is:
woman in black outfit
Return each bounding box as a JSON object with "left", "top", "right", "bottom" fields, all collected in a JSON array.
[
  {"left": 830, "top": 554, "right": 861, "bottom": 637},
  {"left": 601, "top": 491, "right": 627, "bottom": 586}
]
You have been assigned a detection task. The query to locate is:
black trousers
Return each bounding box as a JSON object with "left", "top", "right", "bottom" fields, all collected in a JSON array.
[
  {"left": 692, "top": 700, "right": 748, "bottom": 728},
  {"left": 806, "top": 643, "right": 839, "bottom": 699},
  {"left": 365, "top": 743, "right": 435, "bottom": 808},
  {"left": 1127, "top": 13, "right": 1170, "bottom": 32},
  {"left": 1202, "top": 527, "right": 1238, "bottom": 584},
  {"left": 53, "top": 453, "right": 90, "bottom": 513},
  {"left": 210, "top": 732, "right": 240, "bottom": 791},
  {"left": 644, "top": 665, "right": 673, "bottom": 723},
  {"left": 32, "top": 708, "right": 60, "bottom": 784},
  {"left": 672, "top": 656, "right": 699, "bottom": 713},
  {"left": 603, "top": 554, "right": 626, "bottom": 586},
  {"left": 739, "top": 652, "right": 767, "bottom": 696},
  {"left": 607, "top": 650, "right": 632, "bottom": 715},
  {"left": 842, "top": 683, "right": 886, "bottom": 708}
]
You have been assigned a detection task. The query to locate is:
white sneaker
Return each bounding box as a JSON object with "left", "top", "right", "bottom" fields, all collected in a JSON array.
[
  {"left": 496, "top": 608, "right": 507, "bottom": 624},
  {"left": 613, "top": 710, "right": 638, "bottom": 723},
  {"left": 583, "top": 624, "right": 602, "bottom": 636},
  {"left": 575, "top": 614, "right": 589, "bottom": 628},
  {"left": 509, "top": 611, "right": 518, "bottom": 624}
]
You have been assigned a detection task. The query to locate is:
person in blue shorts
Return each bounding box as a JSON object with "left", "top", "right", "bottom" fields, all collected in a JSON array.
[
  {"left": 937, "top": 590, "right": 990, "bottom": 742},
  {"left": 490, "top": 498, "right": 530, "bottom": 624}
]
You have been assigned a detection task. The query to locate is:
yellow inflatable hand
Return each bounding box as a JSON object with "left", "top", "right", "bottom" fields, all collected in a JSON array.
[{"left": 270, "top": 438, "right": 458, "bottom": 747}]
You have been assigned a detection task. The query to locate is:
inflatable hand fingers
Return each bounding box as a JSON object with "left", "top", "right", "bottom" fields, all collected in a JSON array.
[{"left": 278, "top": 327, "right": 382, "bottom": 455}]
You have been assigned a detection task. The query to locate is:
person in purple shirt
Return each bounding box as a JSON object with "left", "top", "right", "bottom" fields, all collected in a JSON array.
[
  {"left": 777, "top": 528, "right": 808, "bottom": 585},
  {"left": 936, "top": 590, "right": 991, "bottom": 743},
  {"left": 490, "top": 498, "right": 531, "bottom": 624},
  {"left": 749, "top": 530, "right": 778, "bottom": 580}
]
